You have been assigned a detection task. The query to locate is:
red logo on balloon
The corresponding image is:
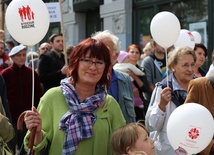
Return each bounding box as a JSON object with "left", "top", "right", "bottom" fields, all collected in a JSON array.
[
  {"left": 187, "top": 32, "right": 194, "bottom": 41},
  {"left": 18, "top": 5, "right": 34, "bottom": 22},
  {"left": 188, "top": 128, "right": 199, "bottom": 139},
  {"left": 18, "top": 5, "right": 35, "bottom": 29}
]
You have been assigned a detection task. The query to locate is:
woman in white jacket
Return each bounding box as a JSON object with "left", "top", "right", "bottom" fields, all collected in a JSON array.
[{"left": 145, "top": 46, "right": 196, "bottom": 155}]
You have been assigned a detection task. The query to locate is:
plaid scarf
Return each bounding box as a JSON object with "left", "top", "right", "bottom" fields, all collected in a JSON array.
[{"left": 59, "top": 82, "right": 106, "bottom": 155}]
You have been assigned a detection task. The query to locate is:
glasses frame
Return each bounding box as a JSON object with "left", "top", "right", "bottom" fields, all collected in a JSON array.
[
  {"left": 178, "top": 62, "right": 196, "bottom": 70},
  {"left": 41, "top": 47, "right": 50, "bottom": 51},
  {"left": 79, "top": 58, "right": 106, "bottom": 69}
]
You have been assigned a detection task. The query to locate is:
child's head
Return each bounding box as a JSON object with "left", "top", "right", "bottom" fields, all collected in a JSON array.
[
  {"left": 111, "top": 122, "right": 155, "bottom": 155},
  {"left": 117, "top": 50, "right": 129, "bottom": 63}
]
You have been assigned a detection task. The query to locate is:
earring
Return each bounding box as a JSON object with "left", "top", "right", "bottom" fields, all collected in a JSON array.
[{"left": 172, "top": 68, "right": 175, "bottom": 72}]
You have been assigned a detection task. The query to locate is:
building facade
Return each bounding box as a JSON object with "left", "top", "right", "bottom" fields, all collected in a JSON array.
[{"left": 2, "top": 0, "right": 213, "bottom": 68}]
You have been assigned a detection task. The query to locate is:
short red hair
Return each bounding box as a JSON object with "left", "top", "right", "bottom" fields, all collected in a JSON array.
[{"left": 69, "top": 38, "right": 111, "bottom": 89}]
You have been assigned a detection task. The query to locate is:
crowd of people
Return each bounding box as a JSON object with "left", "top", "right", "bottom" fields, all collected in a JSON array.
[{"left": 0, "top": 28, "right": 213, "bottom": 155}]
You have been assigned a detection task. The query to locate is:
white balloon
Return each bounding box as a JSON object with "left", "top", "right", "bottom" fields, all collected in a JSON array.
[
  {"left": 191, "top": 31, "right": 202, "bottom": 44},
  {"left": 5, "top": 0, "right": 50, "bottom": 47},
  {"left": 150, "top": 11, "right": 180, "bottom": 48},
  {"left": 174, "top": 29, "right": 195, "bottom": 49},
  {"left": 167, "top": 103, "right": 214, "bottom": 155}
]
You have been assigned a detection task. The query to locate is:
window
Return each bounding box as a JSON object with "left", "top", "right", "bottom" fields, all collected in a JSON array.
[{"left": 133, "top": 0, "right": 207, "bottom": 47}]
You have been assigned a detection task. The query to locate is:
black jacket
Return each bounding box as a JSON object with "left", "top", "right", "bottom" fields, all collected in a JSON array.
[
  {"left": 0, "top": 75, "right": 11, "bottom": 121},
  {"left": 38, "top": 51, "right": 66, "bottom": 93}
]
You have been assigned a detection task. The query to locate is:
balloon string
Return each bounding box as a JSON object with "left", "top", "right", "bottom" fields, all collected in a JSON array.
[
  {"left": 29, "top": 47, "right": 35, "bottom": 109},
  {"left": 165, "top": 48, "right": 169, "bottom": 87}
]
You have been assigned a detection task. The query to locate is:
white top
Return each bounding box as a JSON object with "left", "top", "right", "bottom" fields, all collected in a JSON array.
[
  {"left": 113, "top": 63, "right": 145, "bottom": 81},
  {"left": 145, "top": 75, "right": 186, "bottom": 155},
  {"left": 206, "top": 64, "right": 214, "bottom": 77}
]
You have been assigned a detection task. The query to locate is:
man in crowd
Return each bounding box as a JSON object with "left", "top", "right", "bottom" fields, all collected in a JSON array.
[
  {"left": 38, "top": 33, "right": 69, "bottom": 93},
  {"left": 28, "top": 42, "right": 51, "bottom": 70},
  {"left": 92, "top": 30, "right": 136, "bottom": 123},
  {"left": 0, "top": 40, "right": 11, "bottom": 72},
  {"left": 1, "top": 45, "right": 43, "bottom": 154},
  {"left": 141, "top": 40, "right": 167, "bottom": 112}
]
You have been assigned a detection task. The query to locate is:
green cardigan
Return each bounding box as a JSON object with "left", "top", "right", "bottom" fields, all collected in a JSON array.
[
  {"left": 0, "top": 96, "right": 14, "bottom": 142},
  {"left": 24, "top": 87, "right": 126, "bottom": 155}
]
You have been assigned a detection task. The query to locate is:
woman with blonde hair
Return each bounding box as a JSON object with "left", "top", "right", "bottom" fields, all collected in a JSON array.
[{"left": 145, "top": 46, "right": 196, "bottom": 155}]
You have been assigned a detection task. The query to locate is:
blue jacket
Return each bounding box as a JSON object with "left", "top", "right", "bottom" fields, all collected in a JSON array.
[{"left": 108, "top": 69, "right": 135, "bottom": 123}]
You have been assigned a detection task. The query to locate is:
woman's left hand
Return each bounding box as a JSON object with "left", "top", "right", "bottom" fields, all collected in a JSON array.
[
  {"left": 158, "top": 87, "right": 172, "bottom": 111},
  {"left": 126, "top": 69, "right": 137, "bottom": 80},
  {"left": 24, "top": 107, "right": 42, "bottom": 133}
]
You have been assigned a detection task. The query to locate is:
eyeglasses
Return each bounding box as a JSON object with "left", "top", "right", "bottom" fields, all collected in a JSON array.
[
  {"left": 79, "top": 58, "right": 106, "bottom": 69},
  {"left": 179, "top": 62, "right": 196, "bottom": 70},
  {"left": 41, "top": 47, "right": 50, "bottom": 51}
]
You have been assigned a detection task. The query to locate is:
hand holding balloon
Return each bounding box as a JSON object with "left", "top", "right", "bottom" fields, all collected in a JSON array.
[
  {"left": 6, "top": 0, "right": 50, "bottom": 153},
  {"left": 158, "top": 87, "right": 171, "bottom": 112}
]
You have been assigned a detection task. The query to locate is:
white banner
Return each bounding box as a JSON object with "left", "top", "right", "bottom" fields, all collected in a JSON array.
[{"left": 45, "top": 2, "right": 61, "bottom": 23}]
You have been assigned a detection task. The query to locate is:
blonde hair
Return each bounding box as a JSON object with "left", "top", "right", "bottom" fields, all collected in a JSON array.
[
  {"left": 143, "top": 42, "right": 153, "bottom": 53},
  {"left": 0, "top": 29, "right": 4, "bottom": 34},
  {"left": 111, "top": 122, "right": 147, "bottom": 155},
  {"left": 167, "top": 46, "right": 196, "bottom": 69}
]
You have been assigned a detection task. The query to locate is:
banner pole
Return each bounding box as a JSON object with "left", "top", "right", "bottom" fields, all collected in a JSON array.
[{"left": 59, "top": 0, "right": 68, "bottom": 66}]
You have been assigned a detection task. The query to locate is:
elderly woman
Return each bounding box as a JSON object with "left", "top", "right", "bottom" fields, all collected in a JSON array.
[
  {"left": 145, "top": 46, "right": 196, "bottom": 155},
  {"left": 23, "top": 38, "right": 126, "bottom": 155},
  {"left": 194, "top": 43, "right": 207, "bottom": 77}
]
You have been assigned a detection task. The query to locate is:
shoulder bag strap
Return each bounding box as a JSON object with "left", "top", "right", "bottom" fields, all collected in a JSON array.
[{"left": 0, "top": 96, "right": 6, "bottom": 116}]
